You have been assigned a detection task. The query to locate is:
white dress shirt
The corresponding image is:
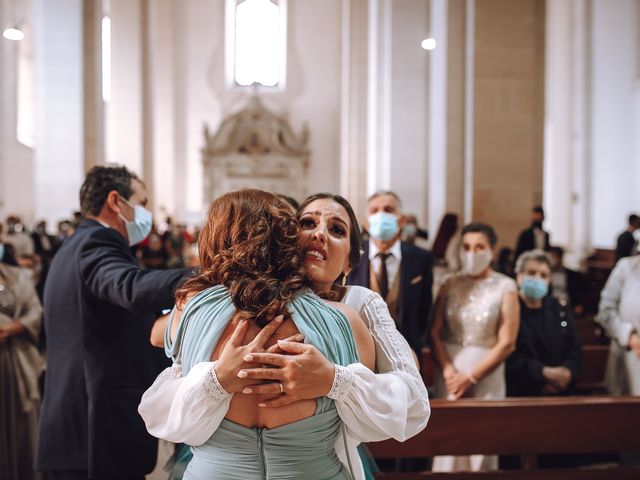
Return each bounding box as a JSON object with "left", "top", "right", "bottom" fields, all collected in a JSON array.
[{"left": 369, "top": 238, "right": 402, "bottom": 288}]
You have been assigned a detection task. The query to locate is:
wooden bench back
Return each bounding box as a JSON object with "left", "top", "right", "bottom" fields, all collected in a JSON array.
[{"left": 368, "top": 397, "right": 640, "bottom": 479}]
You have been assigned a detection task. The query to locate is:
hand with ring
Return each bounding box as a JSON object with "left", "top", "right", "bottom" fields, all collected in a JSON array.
[
  {"left": 237, "top": 339, "right": 337, "bottom": 408},
  {"left": 214, "top": 315, "right": 288, "bottom": 393}
]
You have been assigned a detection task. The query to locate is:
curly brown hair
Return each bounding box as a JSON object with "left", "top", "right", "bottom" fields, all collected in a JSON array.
[{"left": 176, "top": 189, "right": 310, "bottom": 326}]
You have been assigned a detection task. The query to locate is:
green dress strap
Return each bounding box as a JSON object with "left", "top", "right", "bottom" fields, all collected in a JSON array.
[{"left": 165, "top": 285, "right": 359, "bottom": 374}]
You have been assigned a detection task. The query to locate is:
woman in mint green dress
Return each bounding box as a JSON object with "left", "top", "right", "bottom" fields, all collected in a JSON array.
[{"left": 165, "top": 189, "right": 375, "bottom": 480}]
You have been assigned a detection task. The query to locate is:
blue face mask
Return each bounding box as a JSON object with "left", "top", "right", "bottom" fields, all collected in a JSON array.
[
  {"left": 368, "top": 212, "right": 399, "bottom": 242},
  {"left": 402, "top": 223, "right": 418, "bottom": 238},
  {"left": 520, "top": 276, "right": 549, "bottom": 300},
  {"left": 119, "top": 198, "right": 153, "bottom": 246}
]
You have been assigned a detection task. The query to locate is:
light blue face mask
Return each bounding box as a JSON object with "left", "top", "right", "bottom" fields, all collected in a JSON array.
[
  {"left": 520, "top": 276, "right": 549, "bottom": 300},
  {"left": 402, "top": 223, "right": 418, "bottom": 238},
  {"left": 368, "top": 212, "right": 399, "bottom": 242},
  {"left": 119, "top": 198, "right": 153, "bottom": 246}
]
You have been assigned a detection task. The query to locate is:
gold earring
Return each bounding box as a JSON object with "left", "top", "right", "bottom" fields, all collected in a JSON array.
[{"left": 341, "top": 273, "right": 348, "bottom": 287}]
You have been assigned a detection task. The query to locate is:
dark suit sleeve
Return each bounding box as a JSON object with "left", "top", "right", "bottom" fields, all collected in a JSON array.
[
  {"left": 419, "top": 251, "right": 434, "bottom": 339},
  {"left": 79, "top": 228, "right": 190, "bottom": 312},
  {"left": 615, "top": 232, "right": 634, "bottom": 260},
  {"left": 560, "top": 305, "right": 582, "bottom": 381},
  {"left": 514, "top": 231, "right": 527, "bottom": 261},
  {"left": 506, "top": 341, "right": 545, "bottom": 391}
]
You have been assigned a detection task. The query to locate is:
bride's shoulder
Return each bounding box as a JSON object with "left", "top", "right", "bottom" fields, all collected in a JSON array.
[{"left": 342, "top": 285, "right": 379, "bottom": 309}]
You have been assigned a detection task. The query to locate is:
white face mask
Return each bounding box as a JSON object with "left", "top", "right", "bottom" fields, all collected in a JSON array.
[{"left": 460, "top": 250, "right": 493, "bottom": 276}]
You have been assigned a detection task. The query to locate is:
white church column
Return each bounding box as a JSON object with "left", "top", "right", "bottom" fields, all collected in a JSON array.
[
  {"left": 543, "top": 0, "right": 593, "bottom": 268},
  {"left": 340, "top": 0, "right": 369, "bottom": 218},
  {"left": 82, "top": 0, "right": 104, "bottom": 171},
  {"left": 366, "top": 0, "right": 392, "bottom": 196},
  {"left": 147, "top": 0, "right": 176, "bottom": 222},
  {"left": 365, "top": 0, "right": 429, "bottom": 224},
  {"left": 106, "top": 0, "right": 143, "bottom": 174},
  {"left": 34, "top": 0, "right": 85, "bottom": 224},
  {"left": 427, "top": 0, "right": 448, "bottom": 237}
]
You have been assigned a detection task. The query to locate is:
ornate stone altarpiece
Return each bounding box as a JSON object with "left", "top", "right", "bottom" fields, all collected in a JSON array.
[{"left": 202, "top": 95, "right": 310, "bottom": 205}]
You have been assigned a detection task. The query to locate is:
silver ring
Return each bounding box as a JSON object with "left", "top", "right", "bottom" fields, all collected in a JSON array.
[{"left": 278, "top": 382, "right": 284, "bottom": 394}]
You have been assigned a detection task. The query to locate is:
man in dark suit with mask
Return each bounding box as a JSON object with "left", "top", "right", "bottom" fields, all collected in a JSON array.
[
  {"left": 347, "top": 191, "right": 433, "bottom": 355},
  {"left": 37, "top": 166, "right": 191, "bottom": 480},
  {"left": 515, "top": 206, "right": 551, "bottom": 262}
]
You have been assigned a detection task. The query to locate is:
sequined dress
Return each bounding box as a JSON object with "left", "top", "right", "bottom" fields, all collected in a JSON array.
[{"left": 432, "top": 270, "right": 516, "bottom": 472}]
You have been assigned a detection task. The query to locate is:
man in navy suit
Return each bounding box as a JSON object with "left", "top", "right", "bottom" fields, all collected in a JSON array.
[
  {"left": 37, "top": 166, "right": 191, "bottom": 480},
  {"left": 347, "top": 191, "right": 433, "bottom": 355},
  {"left": 514, "top": 206, "right": 551, "bottom": 261}
]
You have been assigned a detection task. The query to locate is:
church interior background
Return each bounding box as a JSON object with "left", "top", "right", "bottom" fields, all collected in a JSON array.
[{"left": 1, "top": 0, "right": 639, "bottom": 268}]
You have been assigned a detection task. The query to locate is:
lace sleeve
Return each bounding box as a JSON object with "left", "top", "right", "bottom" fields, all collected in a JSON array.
[
  {"left": 202, "top": 362, "right": 232, "bottom": 401},
  {"left": 331, "top": 288, "right": 429, "bottom": 443},
  {"left": 327, "top": 364, "right": 355, "bottom": 401},
  {"left": 362, "top": 292, "right": 429, "bottom": 399}
]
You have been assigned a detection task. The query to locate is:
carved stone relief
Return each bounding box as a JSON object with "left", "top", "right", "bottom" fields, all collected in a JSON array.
[{"left": 202, "top": 95, "right": 310, "bottom": 205}]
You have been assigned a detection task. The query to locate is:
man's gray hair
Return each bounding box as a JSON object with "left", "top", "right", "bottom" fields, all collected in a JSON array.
[
  {"left": 366, "top": 190, "right": 402, "bottom": 208},
  {"left": 515, "top": 249, "right": 553, "bottom": 274}
]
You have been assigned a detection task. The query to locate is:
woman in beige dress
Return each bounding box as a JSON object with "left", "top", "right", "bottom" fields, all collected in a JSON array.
[
  {"left": 430, "top": 222, "right": 519, "bottom": 472},
  {"left": 0, "top": 240, "right": 45, "bottom": 480}
]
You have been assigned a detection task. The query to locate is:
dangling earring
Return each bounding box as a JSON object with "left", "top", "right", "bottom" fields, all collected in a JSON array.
[{"left": 341, "top": 273, "right": 348, "bottom": 287}]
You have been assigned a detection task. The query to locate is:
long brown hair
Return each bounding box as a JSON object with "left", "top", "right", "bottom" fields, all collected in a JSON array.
[{"left": 176, "top": 189, "right": 309, "bottom": 326}]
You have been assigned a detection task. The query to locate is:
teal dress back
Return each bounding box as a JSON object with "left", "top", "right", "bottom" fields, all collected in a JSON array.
[{"left": 165, "top": 286, "right": 359, "bottom": 480}]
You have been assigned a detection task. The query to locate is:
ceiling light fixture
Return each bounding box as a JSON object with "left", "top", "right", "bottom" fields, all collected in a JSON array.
[
  {"left": 421, "top": 37, "right": 436, "bottom": 51},
  {"left": 3, "top": 25, "right": 24, "bottom": 41}
]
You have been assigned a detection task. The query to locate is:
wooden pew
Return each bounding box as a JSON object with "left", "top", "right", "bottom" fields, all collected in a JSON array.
[
  {"left": 576, "top": 344, "right": 609, "bottom": 394},
  {"left": 574, "top": 316, "right": 607, "bottom": 345},
  {"left": 368, "top": 396, "right": 640, "bottom": 479},
  {"left": 420, "top": 347, "right": 436, "bottom": 386}
]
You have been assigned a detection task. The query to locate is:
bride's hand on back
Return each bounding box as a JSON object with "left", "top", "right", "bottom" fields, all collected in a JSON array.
[
  {"left": 237, "top": 341, "right": 336, "bottom": 408},
  {"left": 215, "top": 315, "right": 290, "bottom": 393}
]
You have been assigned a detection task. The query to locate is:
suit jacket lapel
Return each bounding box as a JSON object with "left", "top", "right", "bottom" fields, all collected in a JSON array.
[{"left": 399, "top": 242, "right": 417, "bottom": 312}]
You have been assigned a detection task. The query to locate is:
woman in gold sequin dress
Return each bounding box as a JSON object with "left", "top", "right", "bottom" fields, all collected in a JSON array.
[{"left": 430, "top": 223, "right": 520, "bottom": 472}]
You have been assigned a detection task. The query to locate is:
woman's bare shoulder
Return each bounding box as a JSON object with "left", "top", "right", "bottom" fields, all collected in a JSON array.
[
  {"left": 327, "top": 300, "right": 363, "bottom": 325},
  {"left": 327, "top": 300, "right": 375, "bottom": 368}
]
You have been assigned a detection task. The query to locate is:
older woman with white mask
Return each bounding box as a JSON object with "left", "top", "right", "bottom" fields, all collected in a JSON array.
[{"left": 430, "top": 222, "right": 519, "bottom": 472}]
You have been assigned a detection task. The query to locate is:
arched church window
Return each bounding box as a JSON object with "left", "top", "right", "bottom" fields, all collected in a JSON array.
[{"left": 225, "top": 0, "right": 287, "bottom": 89}]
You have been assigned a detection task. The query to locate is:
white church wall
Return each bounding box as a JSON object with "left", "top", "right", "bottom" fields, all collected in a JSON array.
[
  {"left": 286, "top": 0, "right": 342, "bottom": 200},
  {"left": 34, "top": 0, "right": 84, "bottom": 226},
  {"left": 0, "top": 0, "right": 36, "bottom": 225},
  {"left": 591, "top": 0, "right": 639, "bottom": 248}
]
